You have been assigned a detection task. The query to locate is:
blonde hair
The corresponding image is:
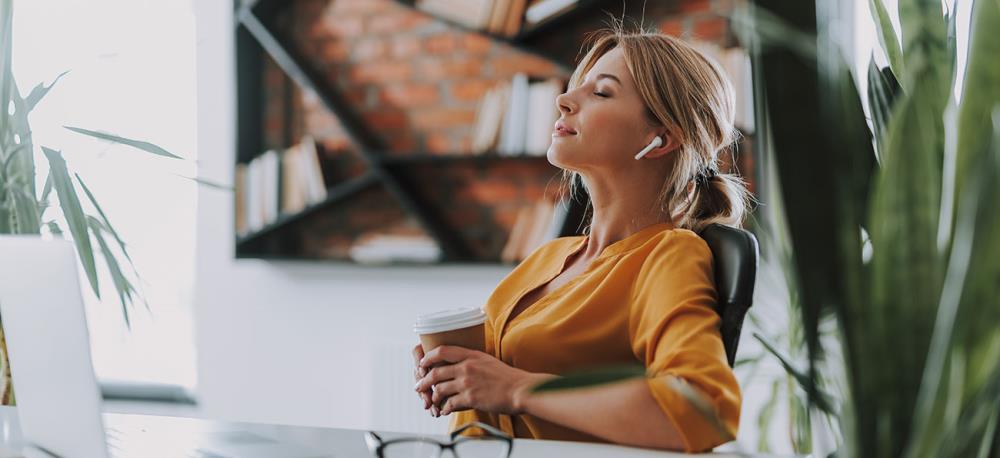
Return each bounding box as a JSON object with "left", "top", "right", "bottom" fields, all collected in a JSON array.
[{"left": 560, "top": 26, "right": 752, "bottom": 233}]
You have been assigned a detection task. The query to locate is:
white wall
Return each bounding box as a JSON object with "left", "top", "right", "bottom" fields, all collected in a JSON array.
[{"left": 193, "top": 0, "right": 511, "bottom": 434}]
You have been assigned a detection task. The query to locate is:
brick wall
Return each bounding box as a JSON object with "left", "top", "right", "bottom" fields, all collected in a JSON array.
[{"left": 254, "top": 0, "right": 751, "bottom": 261}]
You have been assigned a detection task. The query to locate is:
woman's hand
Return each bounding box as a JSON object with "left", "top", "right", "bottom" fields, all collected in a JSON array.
[
  {"left": 415, "top": 345, "right": 553, "bottom": 417},
  {"left": 411, "top": 343, "right": 439, "bottom": 417}
]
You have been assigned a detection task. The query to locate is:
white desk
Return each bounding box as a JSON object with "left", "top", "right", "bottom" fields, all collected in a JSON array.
[{"left": 0, "top": 406, "right": 788, "bottom": 457}]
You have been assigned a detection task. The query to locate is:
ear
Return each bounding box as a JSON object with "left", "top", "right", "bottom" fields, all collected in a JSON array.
[{"left": 640, "top": 133, "right": 680, "bottom": 159}]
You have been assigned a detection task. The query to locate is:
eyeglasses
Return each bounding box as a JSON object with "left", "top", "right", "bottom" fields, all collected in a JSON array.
[{"left": 364, "top": 422, "right": 513, "bottom": 458}]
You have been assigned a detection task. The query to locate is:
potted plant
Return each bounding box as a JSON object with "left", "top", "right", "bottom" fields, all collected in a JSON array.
[
  {"left": 0, "top": 0, "right": 219, "bottom": 405},
  {"left": 748, "top": 0, "right": 1000, "bottom": 455}
]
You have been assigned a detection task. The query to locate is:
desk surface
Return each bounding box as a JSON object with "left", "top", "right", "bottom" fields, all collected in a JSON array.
[{"left": 0, "top": 407, "right": 789, "bottom": 458}]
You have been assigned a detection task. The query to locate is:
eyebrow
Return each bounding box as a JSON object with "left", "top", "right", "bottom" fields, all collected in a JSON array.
[{"left": 595, "top": 73, "right": 622, "bottom": 85}]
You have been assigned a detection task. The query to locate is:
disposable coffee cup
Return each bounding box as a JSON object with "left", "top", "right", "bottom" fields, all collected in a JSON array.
[{"left": 414, "top": 307, "right": 487, "bottom": 354}]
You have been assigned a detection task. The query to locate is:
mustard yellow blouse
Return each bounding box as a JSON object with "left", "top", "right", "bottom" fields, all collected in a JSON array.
[{"left": 448, "top": 222, "right": 740, "bottom": 452}]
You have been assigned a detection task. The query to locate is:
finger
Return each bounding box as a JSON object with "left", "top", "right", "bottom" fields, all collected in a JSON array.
[
  {"left": 430, "top": 380, "right": 462, "bottom": 406},
  {"left": 412, "top": 343, "right": 425, "bottom": 366},
  {"left": 440, "top": 394, "right": 467, "bottom": 416},
  {"left": 415, "top": 364, "right": 457, "bottom": 392},
  {"left": 431, "top": 405, "right": 440, "bottom": 417},
  {"left": 419, "top": 345, "right": 470, "bottom": 369},
  {"left": 420, "top": 390, "right": 432, "bottom": 410}
]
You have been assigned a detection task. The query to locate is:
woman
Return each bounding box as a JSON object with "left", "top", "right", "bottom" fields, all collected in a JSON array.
[{"left": 412, "top": 27, "right": 751, "bottom": 453}]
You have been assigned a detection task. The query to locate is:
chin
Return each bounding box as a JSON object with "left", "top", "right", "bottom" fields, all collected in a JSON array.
[{"left": 546, "top": 146, "right": 571, "bottom": 170}]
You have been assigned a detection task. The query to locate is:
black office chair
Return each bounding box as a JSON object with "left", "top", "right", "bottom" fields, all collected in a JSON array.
[{"left": 698, "top": 223, "right": 759, "bottom": 368}]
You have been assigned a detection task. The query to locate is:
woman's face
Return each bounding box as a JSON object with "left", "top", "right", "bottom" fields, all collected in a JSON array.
[{"left": 548, "top": 47, "right": 664, "bottom": 173}]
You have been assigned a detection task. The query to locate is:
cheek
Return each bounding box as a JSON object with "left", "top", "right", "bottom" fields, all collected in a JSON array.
[{"left": 546, "top": 107, "right": 640, "bottom": 166}]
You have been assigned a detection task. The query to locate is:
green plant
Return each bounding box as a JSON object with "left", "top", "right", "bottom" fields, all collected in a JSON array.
[
  {"left": 0, "top": 0, "right": 207, "bottom": 405},
  {"left": 748, "top": 0, "right": 1000, "bottom": 456}
]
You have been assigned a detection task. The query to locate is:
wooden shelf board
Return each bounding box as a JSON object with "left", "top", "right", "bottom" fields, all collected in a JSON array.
[{"left": 235, "top": 173, "right": 381, "bottom": 247}]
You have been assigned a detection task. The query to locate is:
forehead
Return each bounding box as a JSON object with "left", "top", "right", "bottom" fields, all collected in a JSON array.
[{"left": 586, "top": 47, "right": 629, "bottom": 85}]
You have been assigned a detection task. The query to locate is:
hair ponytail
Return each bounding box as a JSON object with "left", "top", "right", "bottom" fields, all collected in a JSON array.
[{"left": 677, "top": 168, "right": 752, "bottom": 232}]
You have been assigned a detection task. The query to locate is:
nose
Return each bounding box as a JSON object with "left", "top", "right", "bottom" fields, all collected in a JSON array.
[{"left": 556, "top": 90, "right": 576, "bottom": 115}]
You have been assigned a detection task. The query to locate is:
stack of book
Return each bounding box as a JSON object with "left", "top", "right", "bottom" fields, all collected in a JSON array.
[
  {"left": 523, "top": 0, "right": 580, "bottom": 31},
  {"left": 348, "top": 233, "right": 443, "bottom": 264},
  {"left": 471, "top": 73, "right": 563, "bottom": 156},
  {"left": 416, "top": 0, "right": 579, "bottom": 37},
  {"left": 500, "top": 197, "right": 569, "bottom": 263},
  {"left": 235, "top": 135, "right": 327, "bottom": 236}
]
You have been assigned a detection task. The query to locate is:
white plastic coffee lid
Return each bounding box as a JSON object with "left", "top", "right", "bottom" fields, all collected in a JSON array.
[{"left": 413, "top": 307, "right": 487, "bottom": 334}]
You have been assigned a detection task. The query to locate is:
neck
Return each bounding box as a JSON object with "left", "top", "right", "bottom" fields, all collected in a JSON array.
[{"left": 577, "top": 174, "right": 673, "bottom": 260}]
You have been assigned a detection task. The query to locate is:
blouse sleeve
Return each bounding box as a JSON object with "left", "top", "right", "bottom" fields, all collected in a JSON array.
[{"left": 628, "top": 230, "right": 741, "bottom": 452}]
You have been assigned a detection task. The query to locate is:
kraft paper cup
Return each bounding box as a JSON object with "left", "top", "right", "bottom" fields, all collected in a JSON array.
[{"left": 414, "top": 307, "right": 487, "bottom": 354}]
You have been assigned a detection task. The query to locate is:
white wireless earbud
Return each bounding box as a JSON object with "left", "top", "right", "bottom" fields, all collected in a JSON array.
[{"left": 634, "top": 136, "right": 663, "bottom": 160}]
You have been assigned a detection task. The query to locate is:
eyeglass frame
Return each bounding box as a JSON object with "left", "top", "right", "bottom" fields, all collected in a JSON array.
[{"left": 364, "top": 421, "right": 514, "bottom": 458}]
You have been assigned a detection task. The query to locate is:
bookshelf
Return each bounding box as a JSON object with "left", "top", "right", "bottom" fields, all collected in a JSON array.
[
  {"left": 233, "top": 0, "right": 610, "bottom": 264},
  {"left": 233, "top": 0, "right": 751, "bottom": 264}
]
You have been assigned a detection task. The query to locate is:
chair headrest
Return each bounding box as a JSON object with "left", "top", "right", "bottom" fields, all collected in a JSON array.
[{"left": 698, "top": 224, "right": 759, "bottom": 312}]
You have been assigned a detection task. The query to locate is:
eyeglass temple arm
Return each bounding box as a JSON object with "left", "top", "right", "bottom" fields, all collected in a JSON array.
[{"left": 449, "top": 421, "right": 510, "bottom": 441}]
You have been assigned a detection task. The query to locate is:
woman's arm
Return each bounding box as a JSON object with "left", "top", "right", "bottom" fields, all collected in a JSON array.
[
  {"left": 416, "top": 346, "right": 686, "bottom": 451},
  {"left": 514, "top": 374, "right": 687, "bottom": 450}
]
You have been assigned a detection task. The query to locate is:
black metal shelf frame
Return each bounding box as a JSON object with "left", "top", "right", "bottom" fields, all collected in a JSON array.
[
  {"left": 236, "top": 3, "right": 471, "bottom": 260},
  {"left": 234, "top": 0, "right": 597, "bottom": 262},
  {"left": 236, "top": 172, "right": 381, "bottom": 246},
  {"left": 390, "top": 0, "right": 623, "bottom": 74}
]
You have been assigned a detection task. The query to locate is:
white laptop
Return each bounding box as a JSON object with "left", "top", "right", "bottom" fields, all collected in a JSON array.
[{"left": 0, "top": 237, "right": 330, "bottom": 458}]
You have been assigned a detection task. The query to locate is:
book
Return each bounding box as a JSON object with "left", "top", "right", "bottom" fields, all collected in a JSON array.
[
  {"left": 524, "top": 0, "right": 578, "bottom": 27},
  {"left": 500, "top": 205, "right": 535, "bottom": 263},
  {"left": 416, "top": 0, "right": 494, "bottom": 30},
  {"left": 471, "top": 82, "right": 510, "bottom": 154},
  {"left": 235, "top": 164, "right": 248, "bottom": 235},
  {"left": 298, "top": 136, "right": 327, "bottom": 204},
  {"left": 524, "top": 78, "right": 562, "bottom": 155},
  {"left": 498, "top": 72, "right": 529, "bottom": 156},
  {"left": 503, "top": 0, "right": 529, "bottom": 37},
  {"left": 245, "top": 155, "right": 263, "bottom": 231},
  {"left": 261, "top": 149, "right": 281, "bottom": 225},
  {"left": 349, "top": 233, "right": 443, "bottom": 264},
  {"left": 519, "top": 198, "right": 555, "bottom": 259},
  {"left": 499, "top": 195, "right": 569, "bottom": 263},
  {"left": 488, "top": 0, "right": 512, "bottom": 35},
  {"left": 281, "top": 145, "right": 307, "bottom": 215}
]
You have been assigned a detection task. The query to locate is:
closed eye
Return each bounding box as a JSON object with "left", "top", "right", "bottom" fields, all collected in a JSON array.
[{"left": 593, "top": 92, "right": 609, "bottom": 98}]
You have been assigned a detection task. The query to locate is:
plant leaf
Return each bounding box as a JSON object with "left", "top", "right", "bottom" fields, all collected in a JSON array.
[
  {"left": 45, "top": 220, "right": 63, "bottom": 238},
  {"left": 897, "top": 0, "right": 949, "bottom": 90},
  {"left": 665, "top": 376, "right": 736, "bottom": 442},
  {"left": 8, "top": 185, "right": 39, "bottom": 234},
  {"left": 954, "top": 0, "right": 1000, "bottom": 233},
  {"left": 172, "top": 173, "right": 233, "bottom": 191},
  {"left": 87, "top": 216, "right": 133, "bottom": 329},
  {"left": 869, "top": 0, "right": 905, "bottom": 86},
  {"left": 531, "top": 365, "right": 647, "bottom": 392},
  {"left": 42, "top": 146, "right": 99, "bottom": 299},
  {"left": 40, "top": 170, "right": 52, "bottom": 204},
  {"left": 0, "top": 0, "right": 13, "bottom": 145},
  {"left": 64, "top": 126, "right": 183, "bottom": 160},
  {"left": 75, "top": 173, "right": 137, "bottom": 271},
  {"left": 756, "top": 379, "right": 782, "bottom": 452},
  {"left": 24, "top": 70, "right": 69, "bottom": 113},
  {"left": 753, "top": 333, "right": 836, "bottom": 415},
  {"left": 867, "top": 57, "right": 901, "bottom": 161}
]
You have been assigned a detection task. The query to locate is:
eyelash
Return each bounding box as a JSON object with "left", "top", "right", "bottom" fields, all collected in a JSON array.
[{"left": 593, "top": 92, "right": 609, "bottom": 98}]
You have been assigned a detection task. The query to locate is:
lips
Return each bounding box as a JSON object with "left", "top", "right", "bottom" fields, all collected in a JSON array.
[{"left": 554, "top": 120, "right": 577, "bottom": 135}]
